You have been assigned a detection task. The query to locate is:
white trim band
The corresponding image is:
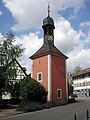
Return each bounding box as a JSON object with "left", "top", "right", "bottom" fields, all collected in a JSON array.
[
  {"left": 65, "top": 60, "right": 68, "bottom": 102},
  {"left": 48, "top": 54, "right": 52, "bottom": 102}
]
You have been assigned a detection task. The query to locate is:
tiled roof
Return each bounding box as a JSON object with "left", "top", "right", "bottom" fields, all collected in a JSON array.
[
  {"left": 30, "top": 44, "right": 68, "bottom": 59},
  {"left": 73, "top": 67, "right": 90, "bottom": 77}
]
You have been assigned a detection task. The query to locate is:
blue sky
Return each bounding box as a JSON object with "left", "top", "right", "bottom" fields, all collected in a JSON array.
[
  {"left": 0, "top": 0, "right": 90, "bottom": 74},
  {"left": 0, "top": 0, "right": 90, "bottom": 33},
  {"left": 60, "top": 0, "right": 90, "bottom": 30},
  {"left": 0, "top": 1, "right": 14, "bottom": 33}
]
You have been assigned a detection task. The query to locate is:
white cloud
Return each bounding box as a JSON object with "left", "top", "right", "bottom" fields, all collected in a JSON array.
[
  {"left": 0, "top": 33, "right": 4, "bottom": 44},
  {"left": 13, "top": 17, "right": 90, "bottom": 74},
  {"left": 80, "top": 21, "right": 90, "bottom": 28},
  {"left": 3, "top": 0, "right": 86, "bottom": 31},
  {"left": 0, "top": 11, "right": 2, "bottom": 16},
  {"left": 2, "top": 0, "right": 89, "bottom": 73},
  {"left": 55, "top": 0, "right": 86, "bottom": 13},
  {"left": 80, "top": 21, "right": 90, "bottom": 44},
  {"left": 15, "top": 32, "right": 43, "bottom": 73},
  {"left": 3, "top": 0, "right": 47, "bottom": 31},
  {"left": 54, "top": 17, "right": 90, "bottom": 72},
  {"left": 54, "top": 17, "right": 83, "bottom": 54},
  {"left": 67, "top": 49, "right": 90, "bottom": 72}
]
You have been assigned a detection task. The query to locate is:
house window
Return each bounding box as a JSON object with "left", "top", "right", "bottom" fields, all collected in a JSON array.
[
  {"left": 57, "top": 89, "right": 62, "bottom": 99},
  {"left": 37, "top": 72, "right": 42, "bottom": 82}
]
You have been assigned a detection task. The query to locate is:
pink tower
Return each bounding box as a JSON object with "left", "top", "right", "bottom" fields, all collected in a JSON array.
[{"left": 30, "top": 6, "right": 68, "bottom": 102}]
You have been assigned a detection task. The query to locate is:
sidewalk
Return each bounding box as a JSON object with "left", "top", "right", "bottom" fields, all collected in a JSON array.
[{"left": 0, "top": 109, "right": 22, "bottom": 117}]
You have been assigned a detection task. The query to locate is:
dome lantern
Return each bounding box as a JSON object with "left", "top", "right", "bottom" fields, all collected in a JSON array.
[{"left": 42, "top": 4, "right": 55, "bottom": 36}]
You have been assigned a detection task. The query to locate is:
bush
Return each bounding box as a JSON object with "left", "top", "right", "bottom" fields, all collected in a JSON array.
[
  {"left": 18, "top": 100, "right": 66, "bottom": 112},
  {"left": 20, "top": 76, "right": 47, "bottom": 103},
  {"left": 10, "top": 98, "right": 21, "bottom": 105},
  {"left": 18, "top": 101, "right": 43, "bottom": 112}
]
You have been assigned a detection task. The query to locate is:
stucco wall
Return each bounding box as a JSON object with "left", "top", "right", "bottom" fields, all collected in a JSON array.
[
  {"left": 51, "top": 55, "right": 67, "bottom": 102},
  {"left": 32, "top": 55, "right": 67, "bottom": 102},
  {"left": 32, "top": 56, "right": 48, "bottom": 90}
]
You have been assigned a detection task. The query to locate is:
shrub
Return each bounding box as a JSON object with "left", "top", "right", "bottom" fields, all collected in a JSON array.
[
  {"left": 20, "top": 76, "right": 47, "bottom": 103},
  {"left": 18, "top": 101, "right": 43, "bottom": 112},
  {"left": 18, "top": 100, "right": 66, "bottom": 112}
]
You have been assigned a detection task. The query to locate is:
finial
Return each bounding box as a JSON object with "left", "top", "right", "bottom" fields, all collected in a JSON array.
[{"left": 48, "top": 2, "right": 50, "bottom": 16}]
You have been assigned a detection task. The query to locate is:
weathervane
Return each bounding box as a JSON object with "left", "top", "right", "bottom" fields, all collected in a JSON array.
[{"left": 48, "top": 2, "right": 50, "bottom": 16}]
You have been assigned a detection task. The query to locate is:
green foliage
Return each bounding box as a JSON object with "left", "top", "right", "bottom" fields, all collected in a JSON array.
[
  {"left": 6, "top": 68, "right": 17, "bottom": 79},
  {"left": 0, "top": 72, "right": 5, "bottom": 89},
  {"left": 0, "top": 32, "right": 24, "bottom": 66},
  {"left": 20, "top": 76, "right": 47, "bottom": 103},
  {"left": 68, "top": 83, "right": 73, "bottom": 96},
  {"left": 0, "top": 32, "right": 24, "bottom": 100},
  {"left": 6, "top": 82, "right": 20, "bottom": 99},
  {"left": 18, "top": 99, "right": 66, "bottom": 112},
  {"left": 73, "top": 65, "right": 82, "bottom": 75}
]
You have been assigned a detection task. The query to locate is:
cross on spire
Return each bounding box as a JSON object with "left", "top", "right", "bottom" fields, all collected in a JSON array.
[{"left": 48, "top": 2, "right": 50, "bottom": 16}]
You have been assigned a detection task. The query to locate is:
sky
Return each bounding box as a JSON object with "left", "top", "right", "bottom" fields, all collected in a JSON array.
[{"left": 0, "top": 0, "right": 90, "bottom": 74}]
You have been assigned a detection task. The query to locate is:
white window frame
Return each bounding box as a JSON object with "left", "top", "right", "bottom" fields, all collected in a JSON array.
[
  {"left": 37, "top": 72, "right": 42, "bottom": 82},
  {"left": 57, "top": 89, "right": 62, "bottom": 99}
]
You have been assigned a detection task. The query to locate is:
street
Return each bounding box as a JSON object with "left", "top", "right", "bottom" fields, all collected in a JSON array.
[{"left": 0, "top": 98, "right": 90, "bottom": 120}]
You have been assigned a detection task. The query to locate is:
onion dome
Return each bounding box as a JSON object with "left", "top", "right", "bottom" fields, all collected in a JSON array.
[
  {"left": 43, "top": 16, "right": 54, "bottom": 26},
  {"left": 42, "top": 4, "right": 55, "bottom": 29}
]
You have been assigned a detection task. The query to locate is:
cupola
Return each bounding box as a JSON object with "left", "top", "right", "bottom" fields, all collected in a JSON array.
[{"left": 42, "top": 4, "right": 55, "bottom": 36}]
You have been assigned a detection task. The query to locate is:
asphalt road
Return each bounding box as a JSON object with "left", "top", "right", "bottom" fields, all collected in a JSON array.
[{"left": 0, "top": 98, "right": 90, "bottom": 120}]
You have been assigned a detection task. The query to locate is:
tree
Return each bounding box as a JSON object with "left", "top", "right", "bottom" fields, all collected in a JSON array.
[
  {"left": 5, "top": 81, "right": 20, "bottom": 99},
  {"left": 68, "top": 83, "right": 73, "bottom": 97},
  {"left": 0, "top": 70, "right": 6, "bottom": 101},
  {"left": 0, "top": 32, "right": 24, "bottom": 66},
  {"left": 73, "top": 65, "right": 82, "bottom": 75},
  {"left": 0, "top": 32, "right": 24, "bottom": 101},
  {"left": 20, "top": 76, "right": 47, "bottom": 103}
]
